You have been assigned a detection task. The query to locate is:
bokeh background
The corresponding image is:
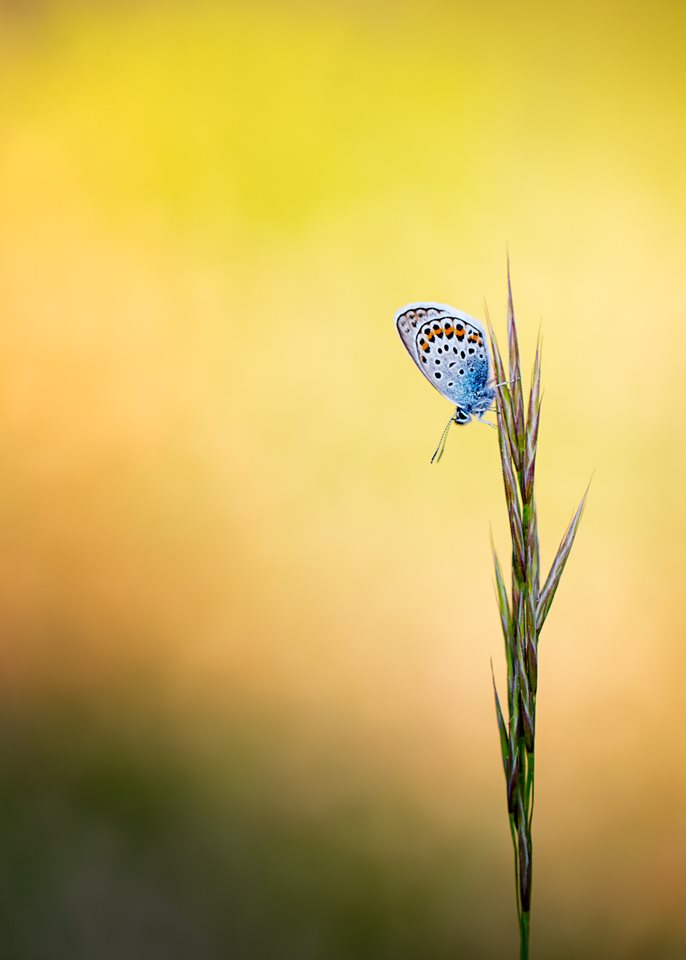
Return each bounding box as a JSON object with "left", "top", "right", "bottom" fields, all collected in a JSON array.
[{"left": 1, "top": 1, "right": 685, "bottom": 957}]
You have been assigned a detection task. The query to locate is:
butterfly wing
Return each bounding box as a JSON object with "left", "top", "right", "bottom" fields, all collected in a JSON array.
[{"left": 395, "top": 301, "right": 492, "bottom": 410}]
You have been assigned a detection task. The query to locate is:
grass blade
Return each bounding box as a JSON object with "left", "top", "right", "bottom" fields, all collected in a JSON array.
[
  {"left": 506, "top": 258, "right": 525, "bottom": 450},
  {"left": 487, "top": 313, "right": 507, "bottom": 391},
  {"left": 489, "top": 320, "right": 520, "bottom": 469},
  {"left": 525, "top": 496, "right": 540, "bottom": 600},
  {"left": 527, "top": 334, "right": 542, "bottom": 429},
  {"left": 522, "top": 399, "right": 541, "bottom": 507},
  {"left": 491, "top": 660, "right": 510, "bottom": 781},
  {"left": 492, "top": 541, "right": 512, "bottom": 661},
  {"left": 537, "top": 487, "right": 589, "bottom": 631}
]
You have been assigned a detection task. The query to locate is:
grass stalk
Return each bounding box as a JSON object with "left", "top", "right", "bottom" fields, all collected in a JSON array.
[{"left": 488, "top": 265, "right": 587, "bottom": 958}]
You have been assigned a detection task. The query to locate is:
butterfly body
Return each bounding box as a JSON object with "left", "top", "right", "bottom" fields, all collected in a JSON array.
[{"left": 395, "top": 301, "right": 495, "bottom": 424}]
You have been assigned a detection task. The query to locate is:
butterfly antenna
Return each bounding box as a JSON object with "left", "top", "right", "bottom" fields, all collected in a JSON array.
[{"left": 430, "top": 414, "right": 456, "bottom": 464}]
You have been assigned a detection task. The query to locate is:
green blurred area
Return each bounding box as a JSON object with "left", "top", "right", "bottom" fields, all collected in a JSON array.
[
  {"left": 1, "top": 693, "right": 684, "bottom": 959},
  {"left": 1, "top": 698, "right": 680, "bottom": 960},
  {"left": 0, "top": 1, "right": 685, "bottom": 957},
  {"left": 0, "top": 699, "right": 512, "bottom": 960}
]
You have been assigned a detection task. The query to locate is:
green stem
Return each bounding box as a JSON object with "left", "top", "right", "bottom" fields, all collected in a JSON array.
[{"left": 519, "top": 910, "right": 530, "bottom": 960}]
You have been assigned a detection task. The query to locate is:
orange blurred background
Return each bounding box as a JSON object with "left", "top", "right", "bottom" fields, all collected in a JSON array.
[{"left": 0, "top": 2, "right": 684, "bottom": 957}]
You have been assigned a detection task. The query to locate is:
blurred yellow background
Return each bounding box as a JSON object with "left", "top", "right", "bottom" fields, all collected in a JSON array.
[{"left": 0, "top": 2, "right": 684, "bottom": 957}]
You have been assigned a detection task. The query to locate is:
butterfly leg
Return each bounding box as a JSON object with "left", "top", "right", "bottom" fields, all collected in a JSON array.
[{"left": 475, "top": 412, "right": 496, "bottom": 430}]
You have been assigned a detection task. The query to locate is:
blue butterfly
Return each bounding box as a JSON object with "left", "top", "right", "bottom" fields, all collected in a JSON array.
[{"left": 395, "top": 301, "right": 497, "bottom": 461}]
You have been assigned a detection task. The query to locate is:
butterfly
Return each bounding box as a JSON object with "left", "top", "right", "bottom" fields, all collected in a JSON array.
[{"left": 395, "top": 301, "right": 497, "bottom": 461}]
